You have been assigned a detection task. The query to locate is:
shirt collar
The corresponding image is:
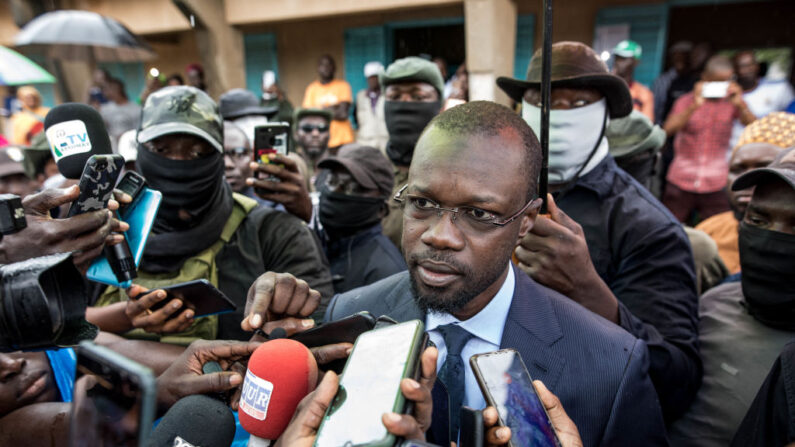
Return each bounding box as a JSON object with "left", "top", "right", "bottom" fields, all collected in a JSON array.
[{"left": 426, "top": 263, "right": 515, "bottom": 346}]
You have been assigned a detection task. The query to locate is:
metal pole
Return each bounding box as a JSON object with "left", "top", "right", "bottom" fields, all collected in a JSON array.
[{"left": 539, "top": 0, "right": 553, "bottom": 213}]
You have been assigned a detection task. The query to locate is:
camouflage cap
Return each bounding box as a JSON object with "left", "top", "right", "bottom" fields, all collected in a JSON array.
[
  {"left": 137, "top": 86, "right": 223, "bottom": 152},
  {"left": 294, "top": 107, "right": 333, "bottom": 124},
  {"left": 380, "top": 57, "right": 445, "bottom": 96}
]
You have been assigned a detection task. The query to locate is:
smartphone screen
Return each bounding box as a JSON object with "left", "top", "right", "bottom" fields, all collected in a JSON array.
[
  {"left": 472, "top": 350, "right": 561, "bottom": 447},
  {"left": 702, "top": 81, "right": 729, "bottom": 99},
  {"left": 314, "top": 320, "right": 423, "bottom": 447},
  {"left": 69, "top": 343, "right": 155, "bottom": 447}
]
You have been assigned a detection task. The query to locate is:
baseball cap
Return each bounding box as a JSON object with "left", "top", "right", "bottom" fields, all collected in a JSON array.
[
  {"left": 137, "top": 86, "right": 223, "bottom": 152},
  {"left": 606, "top": 109, "right": 665, "bottom": 158},
  {"left": 0, "top": 147, "right": 28, "bottom": 178},
  {"left": 732, "top": 146, "right": 795, "bottom": 191},
  {"left": 219, "top": 88, "right": 278, "bottom": 120},
  {"left": 613, "top": 40, "right": 642, "bottom": 59},
  {"left": 294, "top": 108, "right": 333, "bottom": 124},
  {"left": 364, "top": 61, "right": 385, "bottom": 78},
  {"left": 117, "top": 129, "right": 138, "bottom": 162},
  {"left": 317, "top": 143, "right": 394, "bottom": 198},
  {"left": 380, "top": 57, "right": 445, "bottom": 97}
]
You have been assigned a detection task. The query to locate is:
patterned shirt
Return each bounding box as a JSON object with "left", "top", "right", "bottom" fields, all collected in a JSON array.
[{"left": 667, "top": 93, "right": 739, "bottom": 193}]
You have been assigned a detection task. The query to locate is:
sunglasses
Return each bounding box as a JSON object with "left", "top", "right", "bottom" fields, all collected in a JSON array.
[{"left": 299, "top": 124, "right": 329, "bottom": 133}]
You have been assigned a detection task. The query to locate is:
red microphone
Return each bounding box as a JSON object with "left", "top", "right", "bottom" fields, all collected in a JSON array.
[{"left": 239, "top": 338, "right": 319, "bottom": 446}]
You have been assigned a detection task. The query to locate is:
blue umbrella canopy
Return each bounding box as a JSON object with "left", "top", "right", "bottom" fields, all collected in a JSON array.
[
  {"left": 14, "top": 10, "right": 155, "bottom": 62},
  {"left": 0, "top": 45, "right": 56, "bottom": 85}
]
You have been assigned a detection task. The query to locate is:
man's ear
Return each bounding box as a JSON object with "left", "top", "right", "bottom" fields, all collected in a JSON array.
[{"left": 517, "top": 198, "right": 543, "bottom": 239}]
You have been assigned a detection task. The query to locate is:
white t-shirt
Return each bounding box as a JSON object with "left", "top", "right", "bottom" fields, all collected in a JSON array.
[{"left": 729, "top": 79, "right": 795, "bottom": 150}]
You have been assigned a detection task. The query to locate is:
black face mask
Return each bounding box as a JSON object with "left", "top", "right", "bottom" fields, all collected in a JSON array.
[
  {"left": 319, "top": 190, "right": 384, "bottom": 238},
  {"left": 137, "top": 147, "right": 227, "bottom": 230},
  {"left": 739, "top": 222, "right": 795, "bottom": 330},
  {"left": 385, "top": 100, "right": 442, "bottom": 167}
]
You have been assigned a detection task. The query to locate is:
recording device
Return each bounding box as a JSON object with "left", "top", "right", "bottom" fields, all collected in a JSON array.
[
  {"left": 44, "top": 102, "right": 113, "bottom": 180},
  {"left": 0, "top": 252, "right": 96, "bottom": 352},
  {"left": 314, "top": 320, "right": 426, "bottom": 447},
  {"left": 67, "top": 154, "right": 125, "bottom": 217},
  {"left": 147, "top": 394, "right": 236, "bottom": 447},
  {"left": 239, "top": 339, "right": 319, "bottom": 446},
  {"left": 702, "top": 81, "right": 730, "bottom": 99},
  {"left": 470, "top": 349, "right": 561, "bottom": 447},
  {"left": 69, "top": 341, "right": 156, "bottom": 447},
  {"left": 290, "top": 311, "right": 376, "bottom": 373},
  {"left": 88, "top": 172, "right": 163, "bottom": 289},
  {"left": 0, "top": 194, "right": 26, "bottom": 240},
  {"left": 145, "top": 279, "right": 236, "bottom": 318},
  {"left": 460, "top": 406, "right": 485, "bottom": 447},
  {"left": 254, "top": 123, "right": 290, "bottom": 185}
]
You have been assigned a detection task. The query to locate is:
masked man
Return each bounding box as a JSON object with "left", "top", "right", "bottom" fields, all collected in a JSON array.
[
  {"left": 380, "top": 57, "right": 445, "bottom": 249},
  {"left": 315, "top": 144, "right": 406, "bottom": 293},
  {"left": 668, "top": 147, "right": 795, "bottom": 447},
  {"left": 498, "top": 41, "right": 700, "bottom": 422},
  {"left": 90, "top": 86, "right": 333, "bottom": 341}
]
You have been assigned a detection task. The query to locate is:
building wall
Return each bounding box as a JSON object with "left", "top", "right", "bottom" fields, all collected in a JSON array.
[{"left": 244, "top": 4, "right": 465, "bottom": 106}]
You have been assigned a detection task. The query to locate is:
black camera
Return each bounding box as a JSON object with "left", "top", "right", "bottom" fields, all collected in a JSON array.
[
  {"left": 0, "top": 194, "right": 26, "bottom": 238},
  {"left": 0, "top": 252, "right": 97, "bottom": 352}
]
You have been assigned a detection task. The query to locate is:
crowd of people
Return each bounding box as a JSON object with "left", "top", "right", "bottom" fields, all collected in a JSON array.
[{"left": 0, "top": 33, "right": 793, "bottom": 447}]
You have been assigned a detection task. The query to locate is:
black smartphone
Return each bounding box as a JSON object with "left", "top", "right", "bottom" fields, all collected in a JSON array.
[
  {"left": 146, "top": 279, "right": 237, "bottom": 318},
  {"left": 68, "top": 154, "right": 125, "bottom": 217},
  {"left": 69, "top": 341, "right": 156, "bottom": 447},
  {"left": 290, "top": 311, "right": 376, "bottom": 348},
  {"left": 253, "top": 122, "right": 290, "bottom": 185},
  {"left": 114, "top": 171, "right": 146, "bottom": 210},
  {"left": 460, "top": 406, "right": 484, "bottom": 447},
  {"left": 470, "top": 349, "right": 561, "bottom": 447}
]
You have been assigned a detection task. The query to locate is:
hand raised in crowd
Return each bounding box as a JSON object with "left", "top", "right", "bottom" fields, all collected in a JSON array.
[
  {"left": 693, "top": 81, "right": 706, "bottom": 107},
  {"left": 727, "top": 81, "right": 747, "bottom": 108},
  {"left": 515, "top": 194, "right": 619, "bottom": 323},
  {"left": 125, "top": 285, "right": 195, "bottom": 334},
  {"left": 247, "top": 154, "right": 313, "bottom": 222},
  {"left": 156, "top": 339, "right": 260, "bottom": 411},
  {"left": 242, "top": 271, "right": 321, "bottom": 334},
  {"left": 0, "top": 185, "right": 128, "bottom": 273},
  {"left": 275, "top": 346, "right": 439, "bottom": 447}
]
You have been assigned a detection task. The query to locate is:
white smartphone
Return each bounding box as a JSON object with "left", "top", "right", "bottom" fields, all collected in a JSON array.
[
  {"left": 313, "top": 320, "right": 426, "bottom": 447},
  {"left": 702, "top": 81, "right": 730, "bottom": 99}
]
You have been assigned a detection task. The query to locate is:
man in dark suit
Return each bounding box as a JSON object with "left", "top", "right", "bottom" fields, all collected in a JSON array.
[{"left": 323, "top": 101, "right": 667, "bottom": 446}]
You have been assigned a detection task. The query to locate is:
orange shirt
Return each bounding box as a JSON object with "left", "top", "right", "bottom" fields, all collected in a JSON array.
[
  {"left": 695, "top": 210, "right": 740, "bottom": 274},
  {"left": 630, "top": 81, "right": 655, "bottom": 122},
  {"left": 302, "top": 79, "right": 354, "bottom": 148}
]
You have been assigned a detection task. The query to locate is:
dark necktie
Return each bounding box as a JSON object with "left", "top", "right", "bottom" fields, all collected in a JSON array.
[{"left": 437, "top": 323, "right": 474, "bottom": 439}]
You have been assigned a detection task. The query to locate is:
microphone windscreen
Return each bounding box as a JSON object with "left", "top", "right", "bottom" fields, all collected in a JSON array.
[
  {"left": 239, "top": 339, "right": 318, "bottom": 440},
  {"left": 147, "top": 394, "right": 235, "bottom": 447},
  {"left": 44, "top": 103, "right": 113, "bottom": 179}
]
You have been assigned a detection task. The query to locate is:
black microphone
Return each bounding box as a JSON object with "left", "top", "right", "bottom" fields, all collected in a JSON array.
[
  {"left": 43, "top": 103, "right": 113, "bottom": 179},
  {"left": 147, "top": 394, "right": 236, "bottom": 447},
  {"left": 44, "top": 103, "right": 136, "bottom": 285}
]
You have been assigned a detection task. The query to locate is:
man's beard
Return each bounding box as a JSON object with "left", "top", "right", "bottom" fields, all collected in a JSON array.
[
  {"left": 737, "top": 76, "right": 757, "bottom": 91},
  {"left": 408, "top": 250, "right": 508, "bottom": 315}
]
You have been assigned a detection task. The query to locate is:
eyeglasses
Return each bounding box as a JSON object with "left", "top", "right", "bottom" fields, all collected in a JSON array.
[
  {"left": 393, "top": 185, "right": 539, "bottom": 233},
  {"left": 299, "top": 124, "right": 329, "bottom": 133},
  {"left": 224, "top": 147, "right": 251, "bottom": 159}
]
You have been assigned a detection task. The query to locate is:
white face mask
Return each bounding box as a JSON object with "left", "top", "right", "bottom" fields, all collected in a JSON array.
[
  {"left": 522, "top": 98, "right": 610, "bottom": 184},
  {"left": 232, "top": 115, "right": 269, "bottom": 147}
]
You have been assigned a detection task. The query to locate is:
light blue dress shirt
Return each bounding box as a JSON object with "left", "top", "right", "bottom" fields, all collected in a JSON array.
[{"left": 425, "top": 264, "right": 515, "bottom": 410}]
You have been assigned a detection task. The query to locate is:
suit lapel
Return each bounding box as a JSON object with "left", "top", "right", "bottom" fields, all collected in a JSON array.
[{"left": 500, "top": 266, "right": 566, "bottom": 390}]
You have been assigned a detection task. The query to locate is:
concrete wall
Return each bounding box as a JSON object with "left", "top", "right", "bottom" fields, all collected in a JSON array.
[{"left": 227, "top": 0, "right": 462, "bottom": 24}]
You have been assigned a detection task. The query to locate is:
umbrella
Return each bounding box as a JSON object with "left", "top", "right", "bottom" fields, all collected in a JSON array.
[
  {"left": 539, "top": 0, "right": 552, "bottom": 213},
  {"left": 14, "top": 10, "right": 155, "bottom": 62},
  {"left": 0, "top": 45, "right": 55, "bottom": 86}
]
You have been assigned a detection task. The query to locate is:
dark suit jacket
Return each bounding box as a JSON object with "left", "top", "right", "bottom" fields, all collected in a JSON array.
[{"left": 325, "top": 266, "right": 669, "bottom": 447}]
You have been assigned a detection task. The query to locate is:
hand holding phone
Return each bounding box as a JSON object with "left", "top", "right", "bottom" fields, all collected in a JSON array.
[
  {"left": 313, "top": 320, "right": 427, "bottom": 447},
  {"left": 124, "top": 285, "right": 196, "bottom": 335},
  {"left": 471, "top": 349, "right": 561, "bottom": 447}
]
